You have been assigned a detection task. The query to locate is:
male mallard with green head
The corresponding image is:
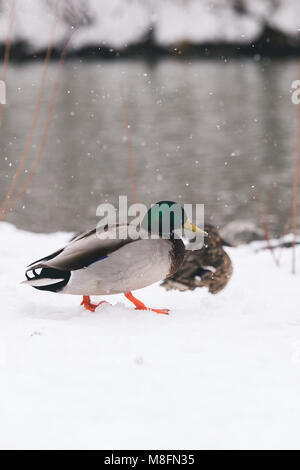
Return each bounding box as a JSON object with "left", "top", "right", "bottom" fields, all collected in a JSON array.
[
  {"left": 23, "top": 201, "right": 206, "bottom": 314},
  {"left": 161, "top": 224, "right": 233, "bottom": 294}
]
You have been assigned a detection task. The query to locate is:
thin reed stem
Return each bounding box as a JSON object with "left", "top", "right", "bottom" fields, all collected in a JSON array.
[
  {"left": 120, "top": 81, "right": 138, "bottom": 205},
  {"left": 254, "top": 194, "right": 279, "bottom": 266},
  {"left": 0, "top": 0, "right": 60, "bottom": 221},
  {"left": 291, "top": 60, "right": 300, "bottom": 274},
  {"left": 5, "top": 31, "right": 76, "bottom": 216}
]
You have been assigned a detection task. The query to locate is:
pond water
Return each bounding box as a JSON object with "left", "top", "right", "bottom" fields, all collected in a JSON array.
[{"left": 0, "top": 58, "right": 298, "bottom": 237}]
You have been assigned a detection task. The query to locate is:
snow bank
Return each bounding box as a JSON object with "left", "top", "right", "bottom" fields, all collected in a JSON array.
[
  {"left": 0, "top": 0, "right": 299, "bottom": 52},
  {"left": 0, "top": 221, "right": 300, "bottom": 450}
]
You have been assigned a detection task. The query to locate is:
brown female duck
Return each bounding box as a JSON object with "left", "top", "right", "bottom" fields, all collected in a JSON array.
[{"left": 161, "top": 224, "right": 233, "bottom": 294}]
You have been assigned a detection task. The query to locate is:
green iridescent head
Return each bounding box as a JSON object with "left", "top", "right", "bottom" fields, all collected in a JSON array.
[{"left": 141, "top": 201, "right": 206, "bottom": 237}]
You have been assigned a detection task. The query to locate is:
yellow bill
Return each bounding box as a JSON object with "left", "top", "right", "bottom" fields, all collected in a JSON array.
[{"left": 184, "top": 219, "right": 208, "bottom": 236}]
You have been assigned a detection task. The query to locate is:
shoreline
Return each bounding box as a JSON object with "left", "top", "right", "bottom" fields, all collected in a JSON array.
[{"left": 2, "top": 30, "right": 300, "bottom": 62}]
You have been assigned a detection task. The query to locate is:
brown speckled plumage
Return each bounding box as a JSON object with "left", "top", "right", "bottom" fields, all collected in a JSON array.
[
  {"left": 161, "top": 224, "right": 233, "bottom": 294},
  {"left": 168, "top": 237, "right": 185, "bottom": 277}
]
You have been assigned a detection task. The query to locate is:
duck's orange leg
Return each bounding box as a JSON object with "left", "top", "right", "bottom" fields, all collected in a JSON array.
[
  {"left": 80, "top": 295, "right": 109, "bottom": 312},
  {"left": 125, "top": 291, "right": 169, "bottom": 315}
]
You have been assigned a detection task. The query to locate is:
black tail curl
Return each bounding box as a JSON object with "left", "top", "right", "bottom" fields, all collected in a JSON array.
[{"left": 25, "top": 266, "right": 71, "bottom": 292}]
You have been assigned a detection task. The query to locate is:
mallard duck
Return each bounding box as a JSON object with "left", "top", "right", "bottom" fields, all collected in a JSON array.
[
  {"left": 23, "top": 201, "right": 206, "bottom": 314},
  {"left": 161, "top": 224, "right": 233, "bottom": 294}
]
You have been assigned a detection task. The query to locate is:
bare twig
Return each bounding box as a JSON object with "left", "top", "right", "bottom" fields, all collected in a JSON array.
[
  {"left": 264, "top": 185, "right": 277, "bottom": 247},
  {"left": 0, "top": 0, "right": 60, "bottom": 221},
  {"left": 120, "top": 81, "right": 138, "bottom": 205},
  {"left": 277, "top": 205, "right": 293, "bottom": 264},
  {"left": 4, "top": 31, "right": 76, "bottom": 216},
  {"left": 254, "top": 193, "right": 279, "bottom": 266},
  {"left": 291, "top": 60, "right": 300, "bottom": 274}
]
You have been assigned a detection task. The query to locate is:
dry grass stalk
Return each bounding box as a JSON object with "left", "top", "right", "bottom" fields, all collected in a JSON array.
[
  {"left": 291, "top": 61, "right": 300, "bottom": 274},
  {"left": 120, "top": 81, "right": 138, "bottom": 205},
  {"left": 254, "top": 192, "right": 279, "bottom": 266},
  {"left": 0, "top": 0, "right": 60, "bottom": 221},
  {"left": 5, "top": 31, "right": 76, "bottom": 216}
]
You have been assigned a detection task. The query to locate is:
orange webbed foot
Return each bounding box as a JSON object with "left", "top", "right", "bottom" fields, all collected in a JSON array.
[
  {"left": 124, "top": 292, "right": 169, "bottom": 315},
  {"left": 149, "top": 308, "right": 169, "bottom": 315},
  {"left": 80, "top": 296, "right": 109, "bottom": 313}
]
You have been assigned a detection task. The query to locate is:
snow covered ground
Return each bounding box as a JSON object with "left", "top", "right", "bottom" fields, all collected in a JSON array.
[
  {"left": 0, "top": 221, "right": 300, "bottom": 450},
  {"left": 0, "top": 0, "right": 299, "bottom": 52}
]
